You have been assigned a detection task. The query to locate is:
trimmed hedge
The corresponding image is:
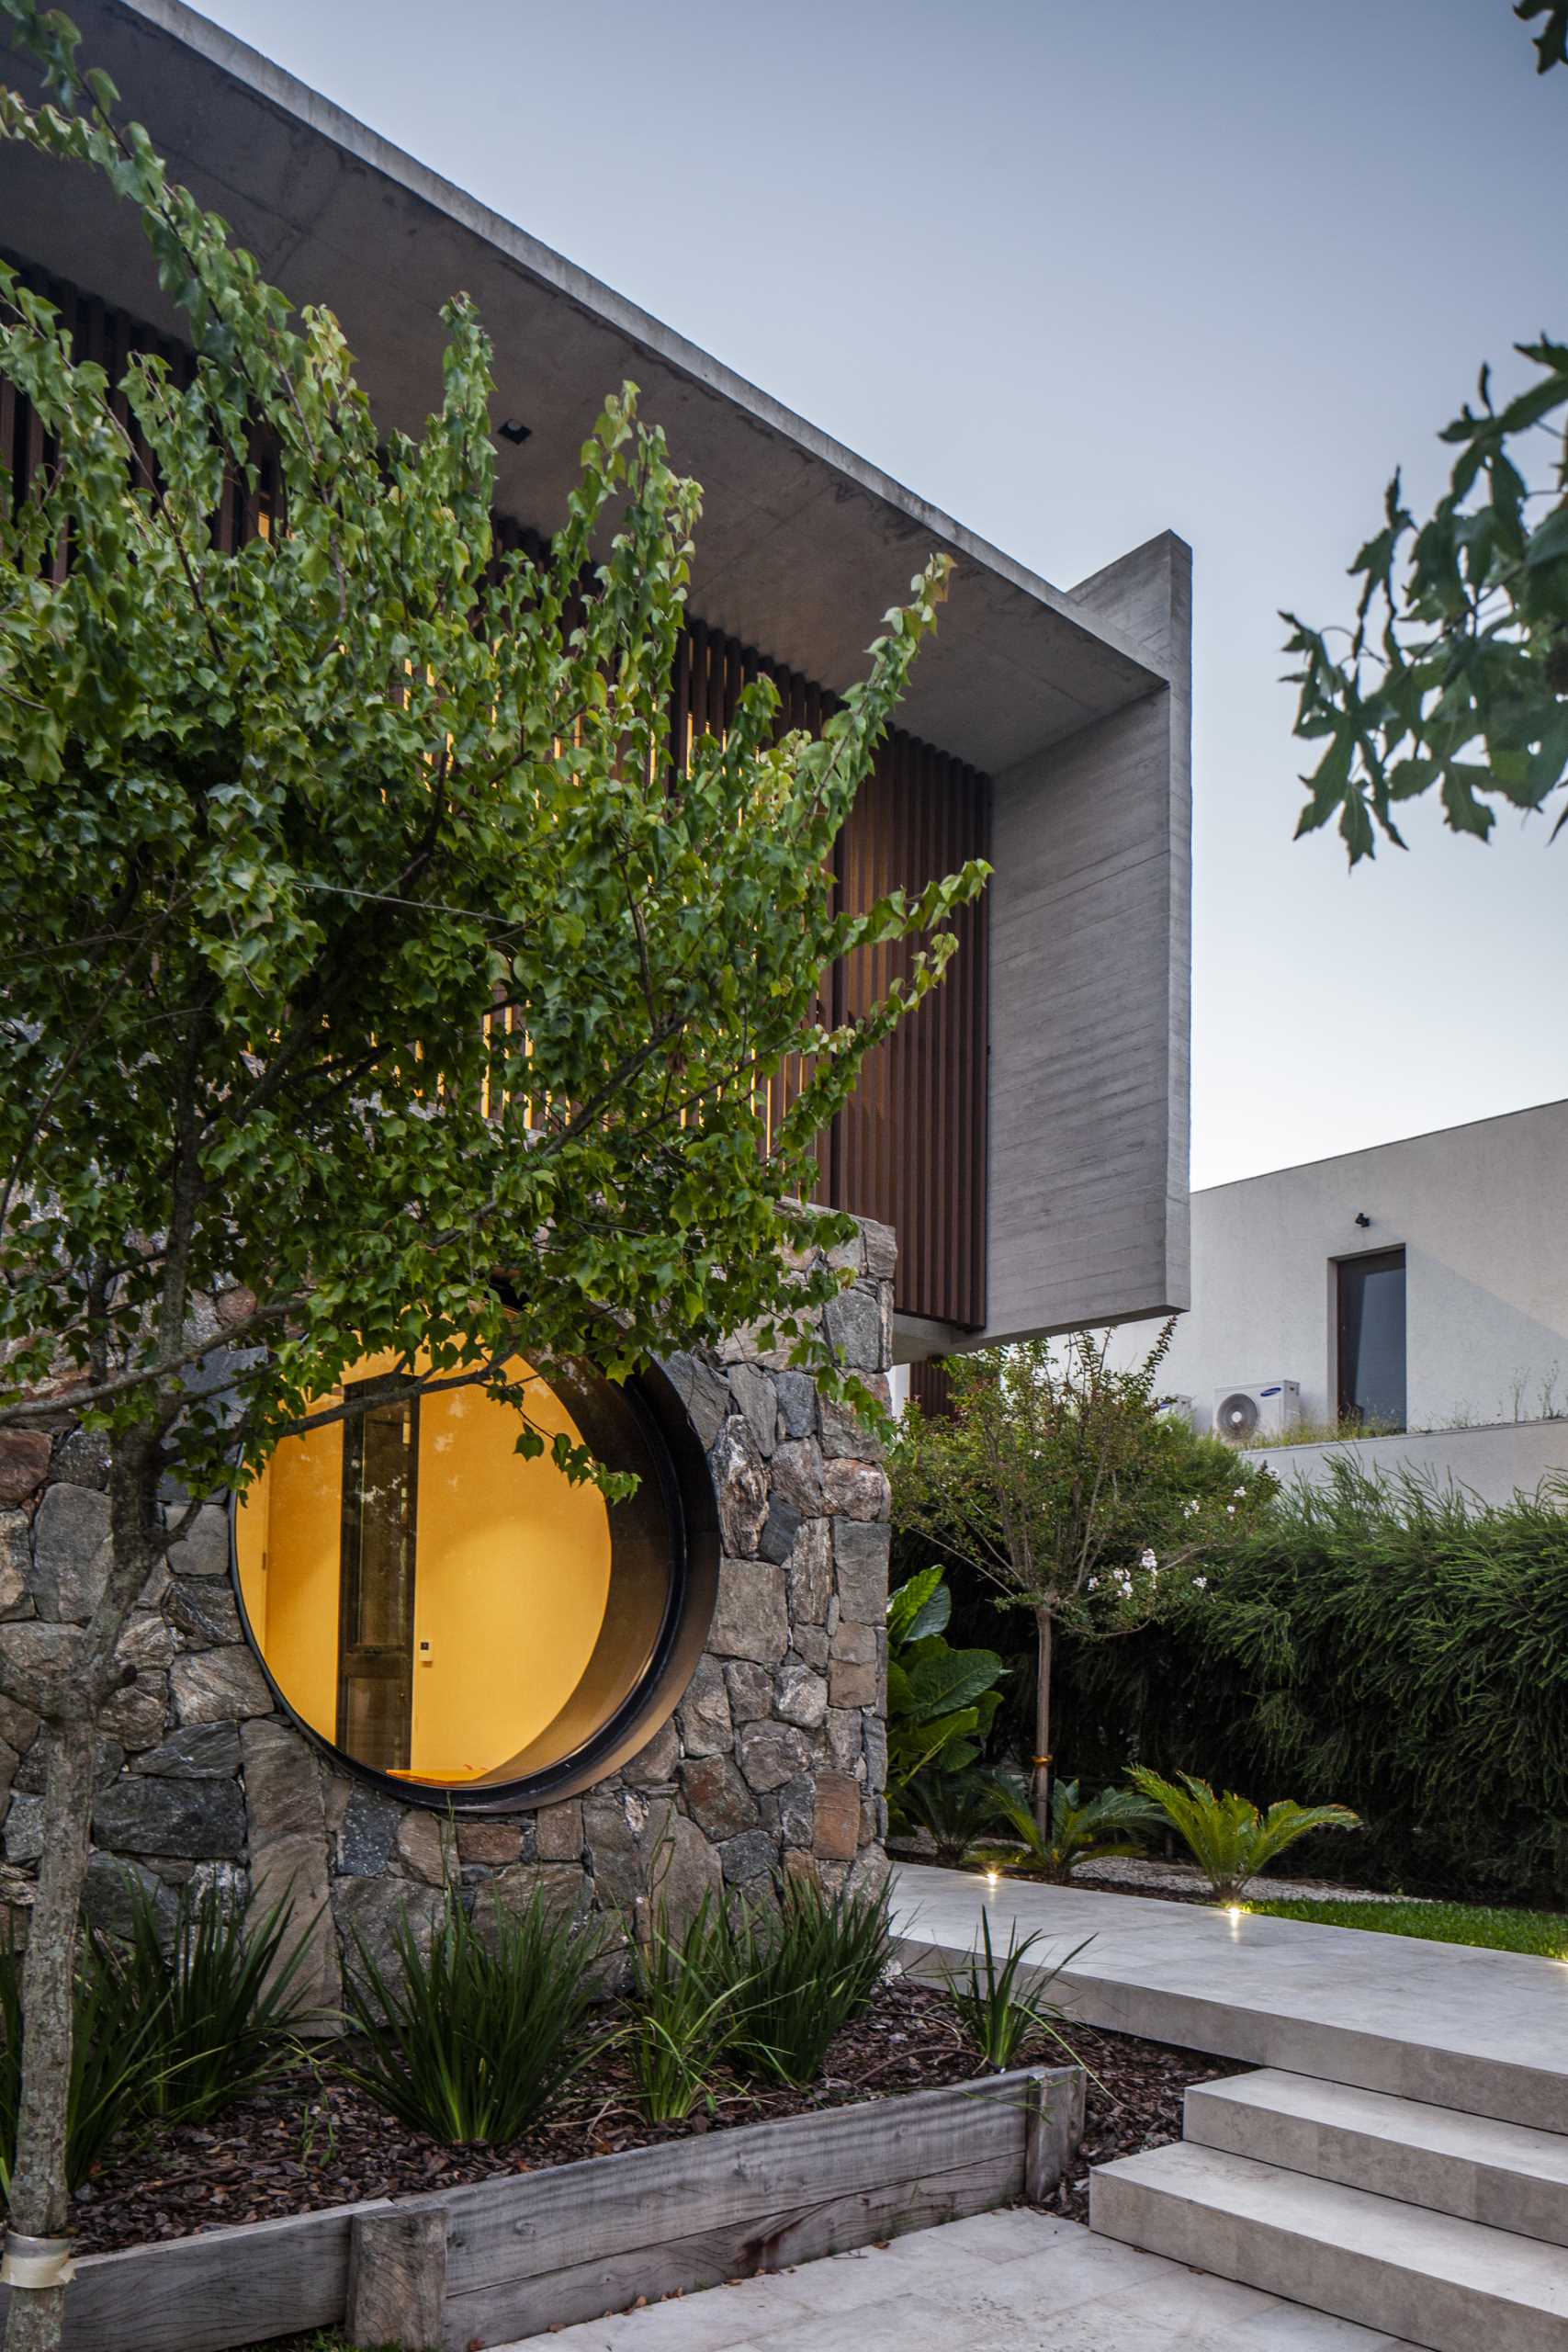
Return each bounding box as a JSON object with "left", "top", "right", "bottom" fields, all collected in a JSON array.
[{"left": 1055, "top": 1465, "right": 1568, "bottom": 1904}]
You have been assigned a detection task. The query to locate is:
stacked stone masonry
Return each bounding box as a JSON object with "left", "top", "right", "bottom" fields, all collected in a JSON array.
[{"left": 0, "top": 1219, "right": 896, "bottom": 1998}]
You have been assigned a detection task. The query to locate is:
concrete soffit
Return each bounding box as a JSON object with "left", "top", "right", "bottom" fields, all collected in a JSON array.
[{"left": 6, "top": 0, "right": 1173, "bottom": 778}]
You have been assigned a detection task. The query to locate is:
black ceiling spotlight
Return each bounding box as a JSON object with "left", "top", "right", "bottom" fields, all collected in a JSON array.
[
  {"left": 497, "top": 417, "right": 532, "bottom": 446},
  {"left": 1354, "top": 1212, "right": 1372, "bottom": 1228}
]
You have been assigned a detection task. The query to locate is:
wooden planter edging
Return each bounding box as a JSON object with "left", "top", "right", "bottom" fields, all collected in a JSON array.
[{"left": 0, "top": 2063, "right": 1083, "bottom": 2352}]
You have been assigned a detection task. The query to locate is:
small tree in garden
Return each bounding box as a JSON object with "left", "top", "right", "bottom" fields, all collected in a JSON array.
[
  {"left": 892, "top": 1326, "right": 1273, "bottom": 1834},
  {"left": 0, "top": 9, "right": 985, "bottom": 2341}
]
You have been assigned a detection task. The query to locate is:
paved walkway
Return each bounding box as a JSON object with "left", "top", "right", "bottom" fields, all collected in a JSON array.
[
  {"left": 493, "top": 2209, "right": 1417, "bottom": 2349},
  {"left": 891, "top": 1864, "right": 1568, "bottom": 2131}
]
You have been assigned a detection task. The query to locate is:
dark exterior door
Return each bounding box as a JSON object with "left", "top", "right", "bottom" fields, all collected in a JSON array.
[
  {"left": 337, "top": 1387, "right": 418, "bottom": 1771},
  {"left": 1336, "top": 1249, "right": 1406, "bottom": 1429}
]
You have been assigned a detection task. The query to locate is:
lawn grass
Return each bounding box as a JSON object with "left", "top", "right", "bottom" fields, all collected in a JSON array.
[{"left": 1245, "top": 1895, "right": 1568, "bottom": 1958}]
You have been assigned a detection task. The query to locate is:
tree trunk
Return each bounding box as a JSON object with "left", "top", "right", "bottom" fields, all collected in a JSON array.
[
  {"left": 5, "top": 1428, "right": 163, "bottom": 2352},
  {"left": 1032, "top": 1605, "right": 1055, "bottom": 1838},
  {"left": 4, "top": 1714, "right": 94, "bottom": 2352}
]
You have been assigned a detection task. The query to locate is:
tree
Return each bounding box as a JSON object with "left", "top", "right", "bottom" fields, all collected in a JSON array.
[
  {"left": 1285, "top": 4, "right": 1568, "bottom": 863},
  {"left": 0, "top": 8, "right": 986, "bottom": 2341},
  {"left": 891, "top": 1328, "right": 1272, "bottom": 1834}
]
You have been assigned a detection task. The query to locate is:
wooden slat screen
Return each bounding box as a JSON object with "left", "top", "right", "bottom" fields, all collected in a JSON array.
[
  {"left": 2, "top": 259, "right": 990, "bottom": 1330},
  {"left": 664, "top": 624, "right": 988, "bottom": 1329}
]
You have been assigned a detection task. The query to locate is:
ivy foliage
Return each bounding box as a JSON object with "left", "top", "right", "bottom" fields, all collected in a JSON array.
[
  {"left": 0, "top": 5, "right": 987, "bottom": 1491},
  {"left": 1057, "top": 1464, "right": 1568, "bottom": 1902},
  {"left": 1284, "top": 6, "right": 1568, "bottom": 862}
]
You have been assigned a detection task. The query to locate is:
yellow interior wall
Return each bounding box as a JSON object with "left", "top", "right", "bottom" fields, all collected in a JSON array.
[
  {"left": 410, "top": 1371, "right": 611, "bottom": 1778},
  {"left": 233, "top": 1356, "right": 611, "bottom": 1780},
  {"left": 235, "top": 1416, "right": 344, "bottom": 1743}
]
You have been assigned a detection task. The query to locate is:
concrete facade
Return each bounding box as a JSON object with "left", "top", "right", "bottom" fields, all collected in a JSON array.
[
  {"left": 984, "top": 533, "right": 1191, "bottom": 1342},
  {"left": 1113, "top": 1098, "right": 1568, "bottom": 1498},
  {"left": 3, "top": 0, "right": 1193, "bottom": 1352},
  {"left": 1245, "top": 1418, "right": 1568, "bottom": 1509}
]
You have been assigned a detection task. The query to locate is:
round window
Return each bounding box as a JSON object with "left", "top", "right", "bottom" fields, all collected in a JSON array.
[{"left": 232, "top": 1354, "right": 716, "bottom": 1808}]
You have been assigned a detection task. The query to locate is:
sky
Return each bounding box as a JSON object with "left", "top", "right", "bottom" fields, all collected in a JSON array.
[{"left": 191, "top": 0, "right": 1568, "bottom": 1189}]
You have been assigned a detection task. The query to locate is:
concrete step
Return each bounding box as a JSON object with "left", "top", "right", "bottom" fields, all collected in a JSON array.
[
  {"left": 1187, "top": 2069, "right": 1568, "bottom": 2249},
  {"left": 1090, "top": 2142, "right": 1568, "bottom": 2352}
]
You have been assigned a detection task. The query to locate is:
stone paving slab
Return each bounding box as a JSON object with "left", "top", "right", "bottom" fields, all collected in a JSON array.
[
  {"left": 891, "top": 1864, "right": 1568, "bottom": 2132},
  {"left": 492, "top": 2211, "right": 1416, "bottom": 2350}
]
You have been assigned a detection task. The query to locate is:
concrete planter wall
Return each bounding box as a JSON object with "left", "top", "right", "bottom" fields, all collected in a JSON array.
[{"left": 0, "top": 1219, "right": 896, "bottom": 1995}]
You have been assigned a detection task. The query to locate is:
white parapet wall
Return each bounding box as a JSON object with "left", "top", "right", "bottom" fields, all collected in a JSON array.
[{"left": 1247, "top": 1416, "right": 1568, "bottom": 1509}]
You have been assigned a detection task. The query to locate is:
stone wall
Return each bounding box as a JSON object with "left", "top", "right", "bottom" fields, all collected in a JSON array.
[{"left": 0, "top": 1221, "right": 895, "bottom": 1995}]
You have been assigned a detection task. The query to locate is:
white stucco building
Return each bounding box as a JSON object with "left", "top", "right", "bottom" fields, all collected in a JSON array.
[{"left": 1113, "top": 1098, "right": 1568, "bottom": 1505}]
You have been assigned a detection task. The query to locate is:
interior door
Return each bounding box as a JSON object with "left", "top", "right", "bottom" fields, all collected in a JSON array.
[{"left": 337, "top": 1387, "right": 418, "bottom": 1770}]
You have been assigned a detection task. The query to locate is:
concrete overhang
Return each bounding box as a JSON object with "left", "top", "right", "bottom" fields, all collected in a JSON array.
[{"left": 2, "top": 0, "right": 1167, "bottom": 777}]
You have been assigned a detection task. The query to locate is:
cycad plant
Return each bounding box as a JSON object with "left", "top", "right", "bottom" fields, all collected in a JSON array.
[
  {"left": 976, "top": 1771, "right": 1161, "bottom": 1883},
  {"left": 895, "top": 1772, "right": 1002, "bottom": 1866},
  {"left": 340, "top": 1884, "right": 608, "bottom": 2144},
  {"left": 1127, "top": 1768, "right": 1360, "bottom": 1905},
  {"left": 710, "top": 1875, "right": 893, "bottom": 2089}
]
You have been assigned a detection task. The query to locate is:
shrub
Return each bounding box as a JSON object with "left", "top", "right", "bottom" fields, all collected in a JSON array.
[
  {"left": 1057, "top": 1466, "right": 1568, "bottom": 1901},
  {"left": 1127, "top": 1769, "right": 1359, "bottom": 1904},
  {"left": 709, "top": 1875, "right": 893, "bottom": 2089},
  {"left": 340, "top": 1884, "right": 608, "bottom": 2144},
  {"left": 976, "top": 1772, "right": 1161, "bottom": 1883}
]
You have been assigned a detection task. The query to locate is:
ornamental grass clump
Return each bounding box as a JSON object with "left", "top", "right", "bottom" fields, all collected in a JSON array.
[
  {"left": 1127, "top": 1767, "right": 1359, "bottom": 1905},
  {"left": 942, "top": 1913, "right": 1089, "bottom": 2074},
  {"left": 0, "top": 1926, "right": 167, "bottom": 2196},
  {"left": 340, "top": 1884, "right": 608, "bottom": 2145},
  {"left": 712, "top": 1875, "right": 894, "bottom": 2089},
  {"left": 113, "top": 1873, "right": 317, "bottom": 2126},
  {"left": 624, "top": 1895, "right": 750, "bottom": 2125}
]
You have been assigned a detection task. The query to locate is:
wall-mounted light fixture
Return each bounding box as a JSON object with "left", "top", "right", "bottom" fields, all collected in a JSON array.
[
  {"left": 498, "top": 418, "right": 532, "bottom": 446},
  {"left": 1354, "top": 1212, "right": 1372, "bottom": 1228}
]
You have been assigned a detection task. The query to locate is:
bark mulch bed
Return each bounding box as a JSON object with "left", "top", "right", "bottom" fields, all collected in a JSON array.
[
  {"left": 61, "top": 1973, "right": 1234, "bottom": 2262},
  {"left": 1039, "top": 2018, "right": 1243, "bottom": 2226}
]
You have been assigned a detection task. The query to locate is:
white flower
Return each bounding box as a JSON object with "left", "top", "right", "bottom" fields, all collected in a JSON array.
[
  {"left": 1192, "top": 1574, "right": 1208, "bottom": 1590},
  {"left": 1233, "top": 1486, "right": 1247, "bottom": 1500},
  {"left": 1184, "top": 1498, "right": 1201, "bottom": 1518},
  {"left": 1225, "top": 1504, "right": 1235, "bottom": 1517},
  {"left": 1086, "top": 1576, "right": 1099, "bottom": 1593},
  {"left": 1139, "top": 1547, "right": 1158, "bottom": 1571}
]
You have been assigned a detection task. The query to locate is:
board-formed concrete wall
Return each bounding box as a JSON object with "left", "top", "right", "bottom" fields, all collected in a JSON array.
[
  {"left": 982, "top": 533, "right": 1192, "bottom": 1345},
  {"left": 0, "top": 1224, "right": 896, "bottom": 2000}
]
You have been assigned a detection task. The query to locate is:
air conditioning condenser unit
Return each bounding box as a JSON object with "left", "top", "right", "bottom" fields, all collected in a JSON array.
[{"left": 1211, "top": 1382, "right": 1301, "bottom": 1442}]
